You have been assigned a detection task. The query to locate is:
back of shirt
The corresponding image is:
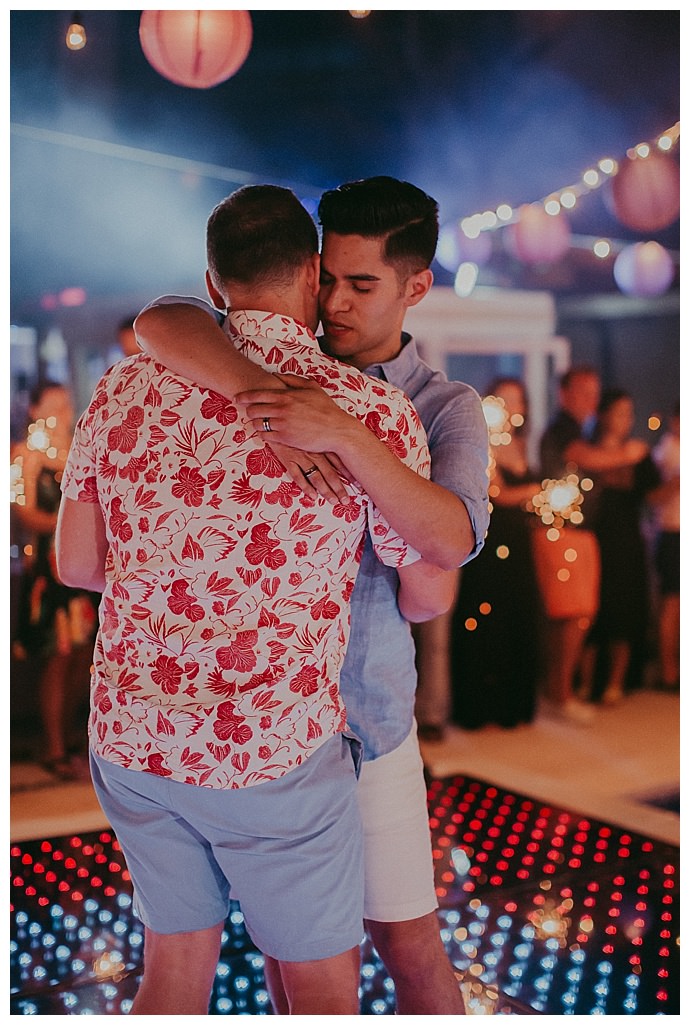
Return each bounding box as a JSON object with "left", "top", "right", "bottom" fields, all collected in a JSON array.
[{"left": 62, "top": 311, "right": 429, "bottom": 789}]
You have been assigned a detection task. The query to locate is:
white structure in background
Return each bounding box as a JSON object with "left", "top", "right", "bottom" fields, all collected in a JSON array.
[
  {"left": 39, "top": 326, "right": 70, "bottom": 384},
  {"left": 405, "top": 286, "right": 570, "bottom": 465},
  {"left": 10, "top": 325, "right": 38, "bottom": 439}
]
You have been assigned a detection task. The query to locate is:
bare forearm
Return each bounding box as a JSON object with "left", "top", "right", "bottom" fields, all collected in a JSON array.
[
  {"left": 55, "top": 498, "right": 108, "bottom": 592},
  {"left": 397, "top": 564, "right": 460, "bottom": 622},
  {"left": 336, "top": 418, "right": 474, "bottom": 570},
  {"left": 237, "top": 378, "right": 477, "bottom": 569},
  {"left": 135, "top": 305, "right": 283, "bottom": 397},
  {"left": 565, "top": 439, "right": 645, "bottom": 472},
  {"left": 58, "top": 563, "right": 106, "bottom": 593}
]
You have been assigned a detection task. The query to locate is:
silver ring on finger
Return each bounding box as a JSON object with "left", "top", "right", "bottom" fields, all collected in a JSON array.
[{"left": 263, "top": 417, "right": 272, "bottom": 433}]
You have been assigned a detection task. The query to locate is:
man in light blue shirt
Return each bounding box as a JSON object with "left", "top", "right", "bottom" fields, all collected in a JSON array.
[{"left": 136, "top": 176, "right": 489, "bottom": 1013}]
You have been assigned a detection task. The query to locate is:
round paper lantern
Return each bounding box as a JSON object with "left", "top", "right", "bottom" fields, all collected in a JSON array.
[
  {"left": 139, "top": 10, "right": 253, "bottom": 89},
  {"left": 508, "top": 204, "right": 571, "bottom": 265},
  {"left": 611, "top": 151, "right": 680, "bottom": 232},
  {"left": 613, "top": 241, "right": 675, "bottom": 297}
]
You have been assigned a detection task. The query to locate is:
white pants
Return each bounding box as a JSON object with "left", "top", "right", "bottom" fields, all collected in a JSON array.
[{"left": 357, "top": 724, "right": 438, "bottom": 922}]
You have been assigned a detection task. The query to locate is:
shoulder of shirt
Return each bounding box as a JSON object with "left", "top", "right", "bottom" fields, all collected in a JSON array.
[
  {"left": 344, "top": 363, "right": 414, "bottom": 408},
  {"left": 329, "top": 363, "right": 421, "bottom": 426},
  {"left": 139, "top": 294, "right": 222, "bottom": 323},
  {"left": 391, "top": 338, "right": 480, "bottom": 401}
]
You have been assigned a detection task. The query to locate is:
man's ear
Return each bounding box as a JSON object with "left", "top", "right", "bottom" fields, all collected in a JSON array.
[
  {"left": 305, "top": 252, "right": 321, "bottom": 297},
  {"left": 404, "top": 268, "right": 434, "bottom": 309},
  {"left": 205, "top": 269, "right": 227, "bottom": 311}
]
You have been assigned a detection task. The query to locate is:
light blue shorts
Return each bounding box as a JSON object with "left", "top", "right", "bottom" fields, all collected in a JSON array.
[{"left": 89, "top": 733, "right": 364, "bottom": 962}]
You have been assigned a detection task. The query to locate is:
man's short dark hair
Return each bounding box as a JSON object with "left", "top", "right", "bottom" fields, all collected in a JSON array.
[
  {"left": 118, "top": 315, "right": 136, "bottom": 333},
  {"left": 29, "top": 379, "right": 65, "bottom": 408},
  {"left": 559, "top": 364, "right": 599, "bottom": 391},
  {"left": 317, "top": 176, "right": 439, "bottom": 279},
  {"left": 207, "top": 185, "right": 318, "bottom": 290}
]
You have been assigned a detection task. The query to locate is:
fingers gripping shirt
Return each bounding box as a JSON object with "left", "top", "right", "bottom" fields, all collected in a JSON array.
[{"left": 61, "top": 310, "right": 429, "bottom": 789}]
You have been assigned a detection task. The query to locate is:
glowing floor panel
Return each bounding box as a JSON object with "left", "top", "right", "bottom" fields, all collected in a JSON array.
[{"left": 10, "top": 774, "right": 679, "bottom": 1015}]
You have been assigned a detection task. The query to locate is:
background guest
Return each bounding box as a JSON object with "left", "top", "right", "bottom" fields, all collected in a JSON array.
[
  {"left": 538, "top": 366, "right": 648, "bottom": 724},
  {"left": 11, "top": 381, "right": 98, "bottom": 779},
  {"left": 577, "top": 389, "right": 661, "bottom": 704},
  {"left": 116, "top": 315, "right": 141, "bottom": 358},
  {"left": 649, "top": 401, "right": 680, "bottom": 691},
  {"left": 450, "top": 377, "right": 542, "bottom": 729}
]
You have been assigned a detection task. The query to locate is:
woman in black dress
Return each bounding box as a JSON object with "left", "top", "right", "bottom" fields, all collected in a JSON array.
[
  {"left": 451, "top": 377, "right": 542, "bottom": 729},
  {"left": 578, "top": 389, "right": 661, "bottom": 703}
]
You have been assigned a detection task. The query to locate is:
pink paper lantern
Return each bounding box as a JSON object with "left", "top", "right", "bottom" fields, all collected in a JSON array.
[
  {"left": 613, "top": 241, "right": 675, "bottom": 297},
  {"left": 509, "top": 204, "right": 571, "bottom": 265},
  {"left": 611, "top": 151, "right": 680, "bottom": 233},
  {"left": 139, "top": 10, "right": 253, "bottom": 89}
]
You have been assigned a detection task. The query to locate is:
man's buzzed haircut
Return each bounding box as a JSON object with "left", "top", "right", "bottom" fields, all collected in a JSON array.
[
  {"left": 207, "top": 184, "right": 319, "bottom": 291},
  {"left": 318, "top": 176, "right": 439, "bottom": 280}
]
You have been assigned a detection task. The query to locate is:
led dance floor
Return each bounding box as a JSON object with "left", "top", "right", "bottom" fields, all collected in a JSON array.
[{"left": 10, "top": 773, "right": 679, "bottom": 1015}]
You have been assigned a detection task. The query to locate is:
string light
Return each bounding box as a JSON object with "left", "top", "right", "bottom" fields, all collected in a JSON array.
[
  {"left": 447, "top": 122, "right": 680, "bottom": 266},
  {"left": 454, "top": 262, "right": 479, "bottom": 297},
  {"left": 66, "top": 13, "right": 86, "bottom": 51},
  {"left": 593, "top": 239, "right": 611, "bottom": 259}
]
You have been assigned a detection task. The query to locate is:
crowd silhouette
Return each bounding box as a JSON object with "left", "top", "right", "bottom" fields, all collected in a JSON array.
[
  {"left": 421, "top": 369, "right": 678, "bottom": 734},
  {"left": 10, "top": 381, "right": 98, "bottom": 778},
  {"left": 10, "top": 366, "right": 679, "bottom": 772}
]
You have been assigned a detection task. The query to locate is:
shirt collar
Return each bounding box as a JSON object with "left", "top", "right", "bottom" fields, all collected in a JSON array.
[
  {"left": 363, "top": 333, "right": 417, "bottom": 386},
  {"left": 226, "top": 310, "right": 320, "bottom": 350}
]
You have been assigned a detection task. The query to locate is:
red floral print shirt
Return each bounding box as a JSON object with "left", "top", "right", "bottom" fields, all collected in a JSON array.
[{"left": 62, "top": 311, "right": 430, "bottom": 789}]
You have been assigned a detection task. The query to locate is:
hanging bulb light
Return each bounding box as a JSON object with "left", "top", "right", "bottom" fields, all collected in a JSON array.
[{"left": 66, "top": 12, "right": 86, "bottom": 50}]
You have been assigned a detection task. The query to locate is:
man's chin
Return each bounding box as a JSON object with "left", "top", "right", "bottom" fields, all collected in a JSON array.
[{"left": 318, "top": 334, "right": 345, "bottom": 357}]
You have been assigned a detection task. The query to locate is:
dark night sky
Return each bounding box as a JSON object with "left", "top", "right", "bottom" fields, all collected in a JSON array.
[{"left": 10, "top": 9, "right": 680, "bottom": 318}]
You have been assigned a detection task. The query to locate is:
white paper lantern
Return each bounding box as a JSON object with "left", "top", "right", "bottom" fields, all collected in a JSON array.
[{"left": 613, "top": 241, "right": 675, "bottom": 297}]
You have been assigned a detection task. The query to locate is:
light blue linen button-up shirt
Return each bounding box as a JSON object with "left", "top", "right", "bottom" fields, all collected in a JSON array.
[{"left": 342, "top": 334, "right": 489, "bottom": 760}]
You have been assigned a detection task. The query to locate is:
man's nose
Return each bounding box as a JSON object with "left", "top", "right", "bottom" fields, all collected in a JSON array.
[{"left": 321, "top": 282, "right": 350, "bottom": 314}]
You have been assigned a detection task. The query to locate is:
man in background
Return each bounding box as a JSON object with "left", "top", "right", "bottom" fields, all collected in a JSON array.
[
  {"left": 539, "top": 365, "right": 647, "bottom": 723},
  {"left": 115, "top": 315, "right": 140, "bottom": 358}
]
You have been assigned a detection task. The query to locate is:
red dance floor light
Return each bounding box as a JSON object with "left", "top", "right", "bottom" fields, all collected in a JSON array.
[{"left": 10, "top": 773, "right": 679, "bottom": 1015}]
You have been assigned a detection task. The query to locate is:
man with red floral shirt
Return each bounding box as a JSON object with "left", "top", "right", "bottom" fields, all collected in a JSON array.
[{"left": 55, "top": 185, "right": 456, "bottom": 1015}]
